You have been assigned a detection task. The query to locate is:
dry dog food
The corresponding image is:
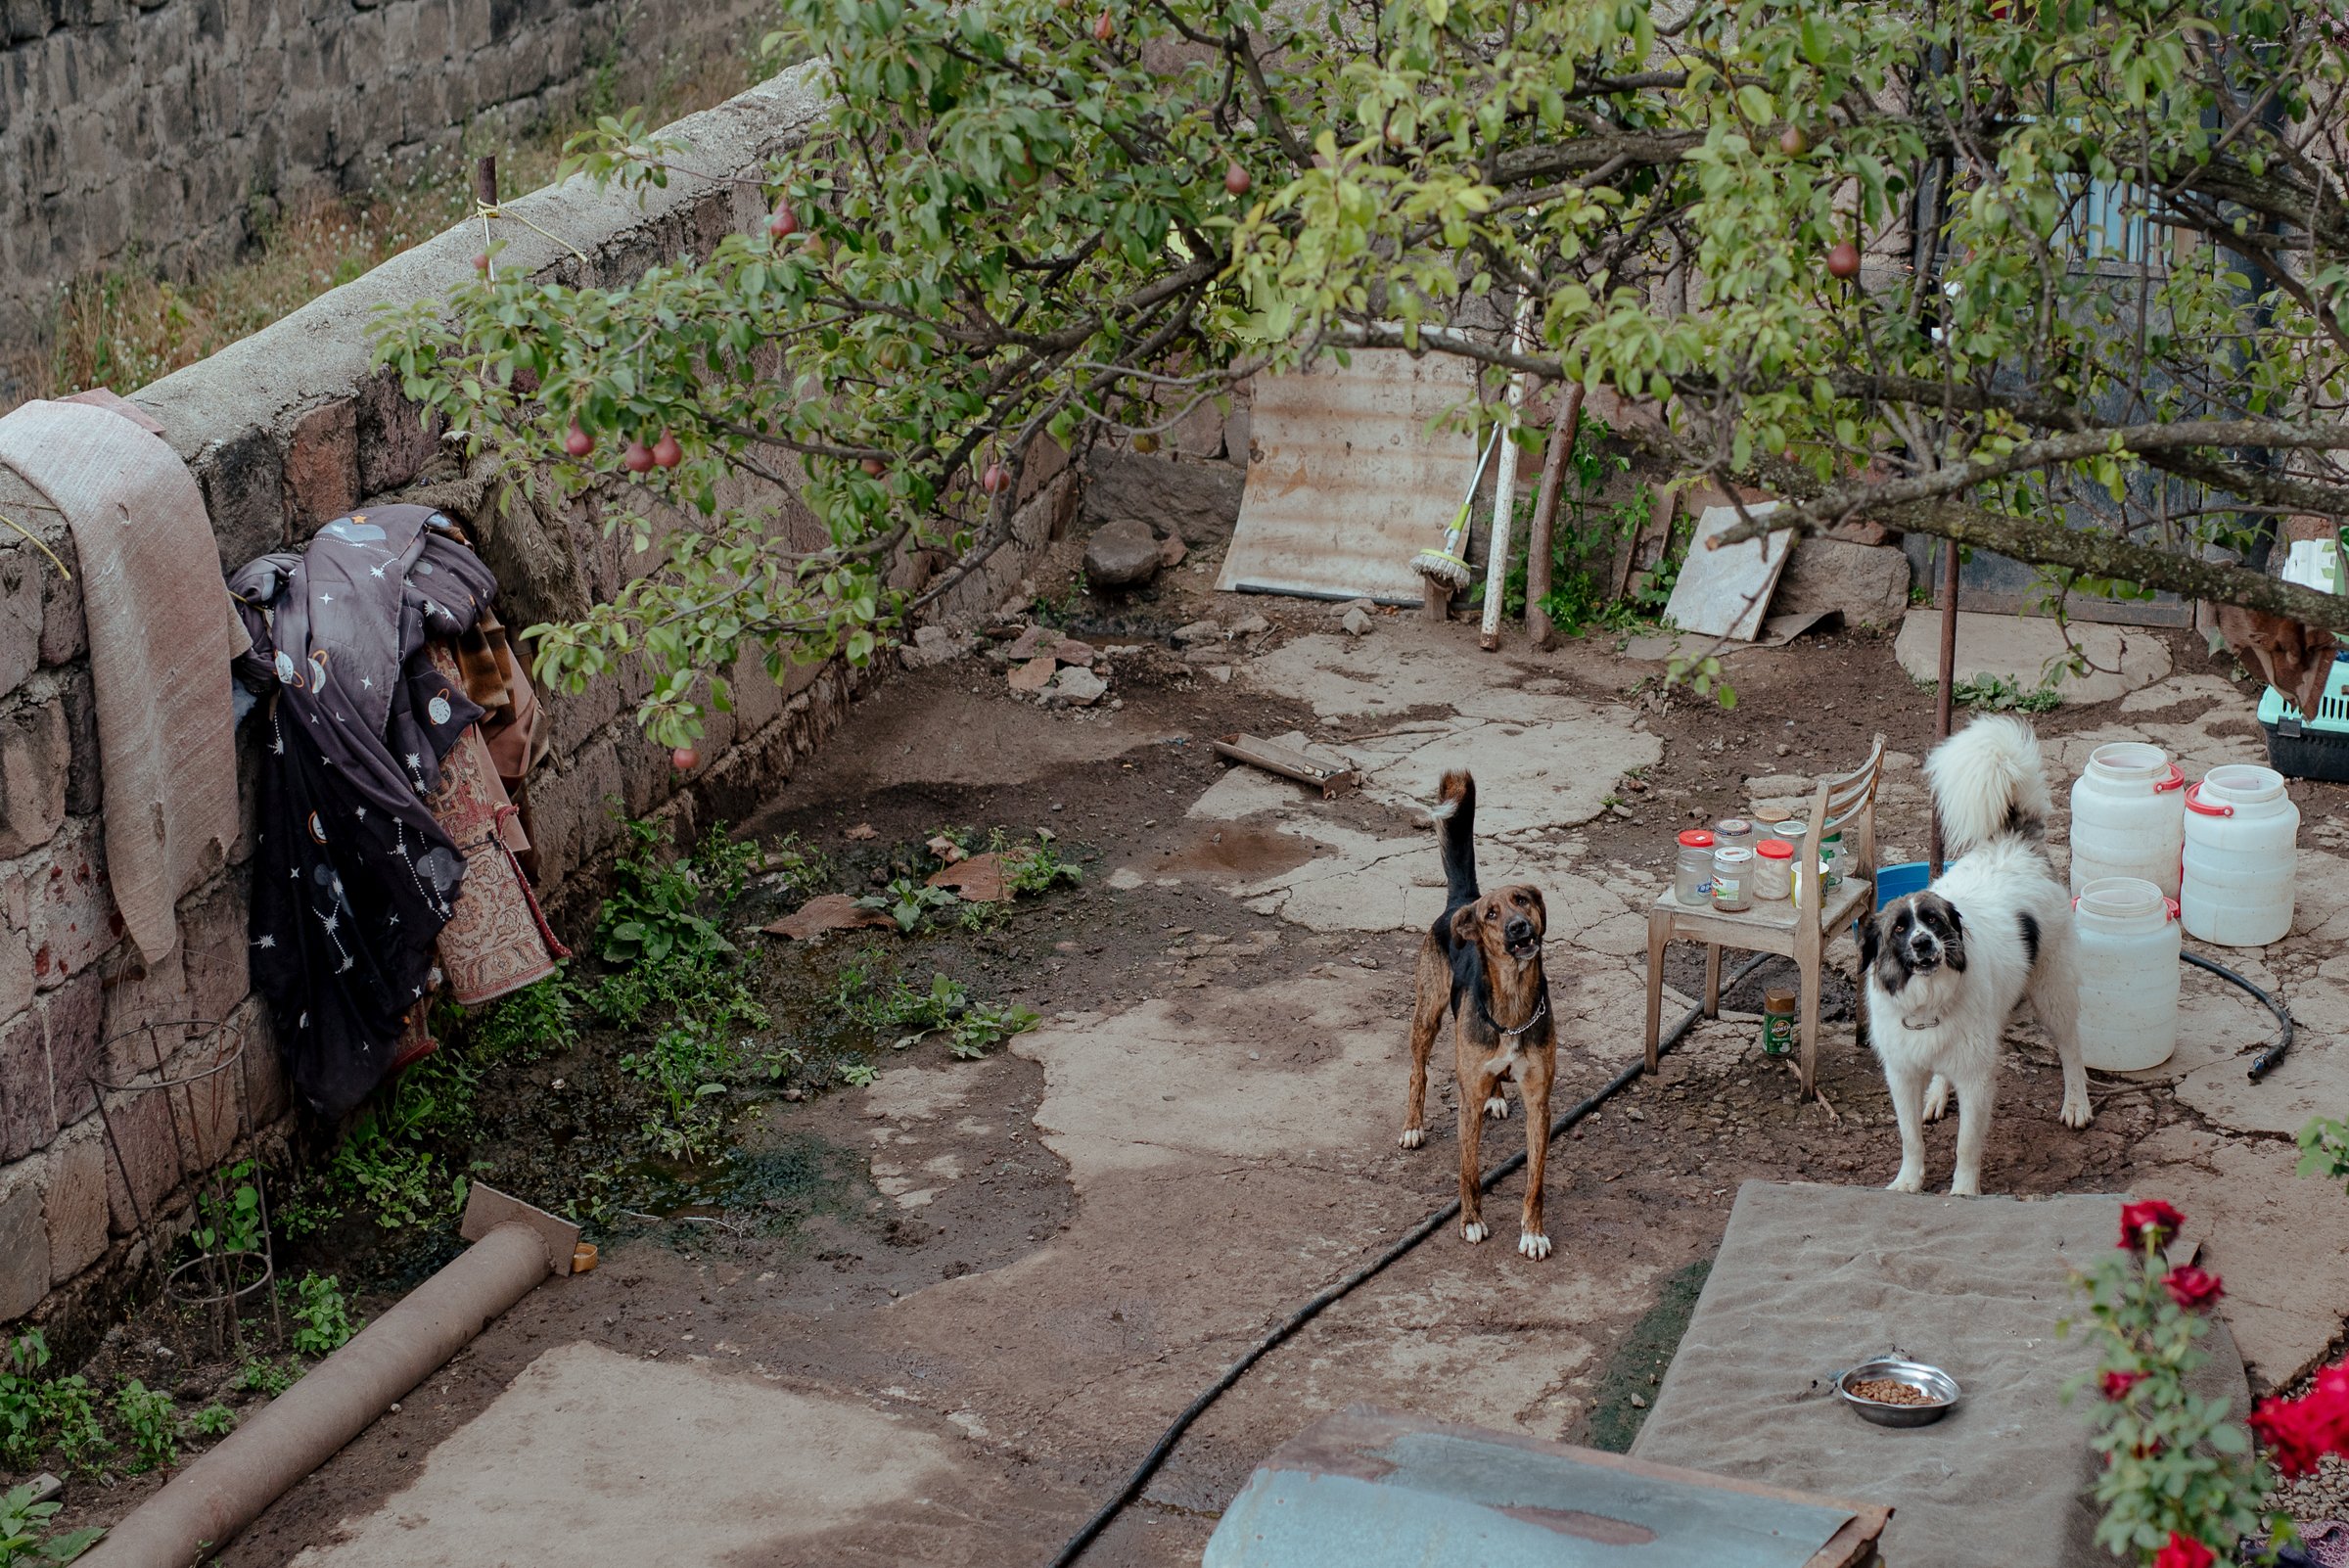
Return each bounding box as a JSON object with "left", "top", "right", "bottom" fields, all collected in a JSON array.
[{"left": 1849, "top": 1376, "right": 1934, "bottom": 1406}]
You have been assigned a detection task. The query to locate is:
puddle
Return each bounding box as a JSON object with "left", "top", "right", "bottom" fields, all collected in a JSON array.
[
  {"left": 626, "top": 1132, "right": 871, "bottom": 1232},
  {"left": 1148, "top": 823, "right": 1317, "bottom": 879}
]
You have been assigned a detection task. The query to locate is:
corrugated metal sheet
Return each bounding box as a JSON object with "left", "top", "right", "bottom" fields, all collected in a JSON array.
[
  {"left": 1217, "top": 349, "right": 1483, "bottom": 604},
  {"left": 1203, "top": 1409, "right": 1859, "bottom": 1568}
]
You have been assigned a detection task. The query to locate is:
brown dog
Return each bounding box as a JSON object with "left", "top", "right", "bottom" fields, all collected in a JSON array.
[{"left": 1398, "top": 770, "right": 1557, "bottom": 1259}]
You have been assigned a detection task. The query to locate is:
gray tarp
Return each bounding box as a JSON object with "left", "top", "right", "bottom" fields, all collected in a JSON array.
[{"left": 1631, "top": 1180, "right": 2249, "bottom": 1568}]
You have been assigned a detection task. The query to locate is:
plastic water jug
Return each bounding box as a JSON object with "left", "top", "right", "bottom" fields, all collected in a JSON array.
[
  {"left": 2181, "top": 764, "right": 2299, "bottom": 946},
  {"left": 2072, "top": 876, "right": 2180, "bottom": 1071},
  {"left": 2068, "top": 742, "right": 2186, "bottom": 899}
]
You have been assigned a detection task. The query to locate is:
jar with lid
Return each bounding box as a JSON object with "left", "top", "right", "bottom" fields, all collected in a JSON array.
[
  {"left": 1674, "top": 830, "right": 1716, "bottom": 904},
  {"left": 1711, "top": 845, "right": 1755, "bottom": 911},
  {"left": 1753, "top": 839, "right": 1794, "bottom": 901},
  {"left": 1819, "top": 822, "right": 1844, "bottom": 889},
  {"left": 1773, "top": 821, "right": 1810, "bottom": 902},
  {"left": 1713, "top": 817, "right": 1755, "bottom": 856}
]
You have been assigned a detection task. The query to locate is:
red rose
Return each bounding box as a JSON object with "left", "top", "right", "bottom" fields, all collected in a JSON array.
[
  {"left": 2251, "top": 1394, "right": 2331, "bottom": 1478},
  {"left": 2162, "top": 1266, "right": 2224, "bottom": 1311},
  {"left": 2099, "top": 1369, "right": 2143, "bottom": 1401},
  {"left": 2119, "top": 1198, "right": 2185, "bottom": 1252},
  {"left": 2152, "top": 1533, "right": 2215, "bottom": 1568}
]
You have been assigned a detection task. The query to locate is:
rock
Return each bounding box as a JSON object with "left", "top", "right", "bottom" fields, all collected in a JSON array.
[
  {"left": 1771, "top": 538, "right": 1911, "bottom": 627},
  {"left": 1004, "top": 624, "right": 1055, "bottom": 661},
  {"left": 1046, "top": 668, "right": 1108, "bottom": 707},
  {"left": 1229, "top": 612, "right": 1271, "bottom": 636},
  {"left": 1171, "top": 620, "right": 1225, "bottom": 647},
  {"left": 1082, "top": 519, "right": 1163, "bottom": 588},
  {"left": 1051, "top": 639, "right": 1096, "bottom": 668},
  {"left": 900, "top": 624, "right": 971, "bottom": 669},
  {"left": 1080, "top": 447, "right": 1245, "bottom": 546},
  {"left": 1008, "top": 656, "right": 1058, "bottom": 693},
  {"left": 1341, "top": 607, "right": 1374, "bottom": 637},
  {"left": 1158, "top": 534, "right": 1189, "bottom": 569}
]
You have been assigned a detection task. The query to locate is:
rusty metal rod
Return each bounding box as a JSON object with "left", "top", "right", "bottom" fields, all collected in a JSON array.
[{"left": 1929, "top": 536, "right": 1959, "bottom": 875}]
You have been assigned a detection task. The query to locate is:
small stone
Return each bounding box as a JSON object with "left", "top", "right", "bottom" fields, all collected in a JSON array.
[
  {"left": 782, "top": 1086, "right": 804, "bottom": 1101},
  {"left": 1205, "top": 666, "right": 1233, "bottom": 683},
  {"left": 1005, "top": 624, "right": 1055, "bottom": 661},
  {"left": 1341, "top": 607, "right": 1374, "bottom": 637},
  {"left": 1171, "top": 619, "right": 1225, "bottom": 647},
  {"left": 1008, "top": 656, "right": 1058, "bottom": 693},
  {"left": 1229, "top": 612, "right": 1271, "bottom": 635},
  {"left": 1051, "top": 639, "right": 1096, "bottom": 667},
  {"left": 1046, "top": 668, "right": 1109, "bottom": 707},
  {"left": 1158, "top": 533, "right": 1189, "bottom": 569},
  {"left": 1083, "top": 518, "right": 1163, "bottom": 587},
  {"left": 1630, "top": 1394, "right": 1648, "bottom": 1409}
]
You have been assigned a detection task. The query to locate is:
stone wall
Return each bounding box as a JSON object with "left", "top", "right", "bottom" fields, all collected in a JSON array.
[
  {"left": 0, "top": 0, "right": 767, "bottom": 373},
  {"left": 0, "top": 62, "right": 1094, "bottom": 1337}
]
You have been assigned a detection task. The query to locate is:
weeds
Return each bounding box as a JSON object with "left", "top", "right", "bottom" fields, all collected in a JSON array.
[
  {"left": 849, "top": 968, "right": 1039, "bottom": 1061},
  {"left": 1468, "top": 414, "right": 1679, "bottom": 637},
  {"left": 185, "top": 1405, "right": 237, "bottom": 1439},
  {"left": 469, "top": 968, "right": 581, "bottom": 1064},
  {"left": 190, "top": 1161, "right": 265, "bottom": 1258},
  {"left": 0, "top": 1480, "right": 101, "bottom": 1567},
  {"left": 290, "top": 1274, "right": 358, "bottom": 1358},
  {"left": 999, "top": 830, "right": 1082, "bottom": 896},
  {"left": 1953, "top": 673, "right": 2063, "bottom": 714},
  {"left": 112, "top": 1382, "right": 177, "bottom": 1473},
  {"left": 857, "top": 877, "right": 960, "bottom": 933},
  {"left": 235, "top": 1360, "right": 295, "bottom": 1399}
]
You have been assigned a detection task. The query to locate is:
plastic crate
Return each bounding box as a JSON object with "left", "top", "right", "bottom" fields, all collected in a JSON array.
[{"left": 2256, "top": 653, "right": 2349, "bottom": 782}]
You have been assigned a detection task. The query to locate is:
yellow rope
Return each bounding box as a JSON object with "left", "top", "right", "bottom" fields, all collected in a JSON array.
[{"left": 0, "top": 512, "right": 71, "bottom": 581}]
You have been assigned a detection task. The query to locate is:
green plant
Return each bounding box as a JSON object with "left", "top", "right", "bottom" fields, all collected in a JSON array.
[
  {"left": 836, "top": 1060, "right": 878, "bottom": 1088},
  {"left": 0, "top": 1482, "right": 101, "bottom": 1567},
  {"left": 235, "top": 1360, "right": 295, "bottom": 1399},
  {"left": 596, "top": 815, "right": 739, "bottom": 970},
  {"left": 290, "top": 1273, "right": 358, "bottom": 1359},
  {"left": 113, "top": 1382, "right": 178, "bottom": 1473},
  {"left": 1953, "top": 673, "right": 2064, "bottom": 715},
  {"left": 470, "top": 968, "right": 581, "bottom": 1063},
  {"left": 1000, "top": 831, "right": 1082, "bottom": 897},
  {"left": 185, "top": 1404, "right": 237, "bottom": 1439},
  {"left": 759, "top": 833, "right": 829, "bottom": 899},
  {"left": 190, "top": 1161, "right": 265, "bottom": 1258},
  {"left": 2064, "top": 1201, "right": 2284, "bottom": 1566},
  {"left": 855, "top": 877, "right": 960, "bottom": 933},
  {"left": 0, "top": 1332, "right": 50, "bottom": 1468},
  {"left": 2296, "top": 1115, "right": 2349, "bottom": 1191},
  {"left": 40, "top": 1378, "right": 107, "bottom": 1477}
]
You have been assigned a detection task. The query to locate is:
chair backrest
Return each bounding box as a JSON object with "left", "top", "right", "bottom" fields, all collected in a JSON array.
[{"left": 1795, "top": 734, "right": 1886, "bottom": 907}]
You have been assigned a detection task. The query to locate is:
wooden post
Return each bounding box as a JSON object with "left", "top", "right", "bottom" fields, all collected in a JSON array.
[
  {"left": 474, "top": 156, "right": 498, "bottom": 208},
  {"left": 1928, "top": 537, "right": 1959, "bottom": 875},
  {"left": 1422, "top": 578, "right": 1452, "bottom": 623},
  {"left": 1524, "top": 383, "right": 1586, "bottom": 651}
]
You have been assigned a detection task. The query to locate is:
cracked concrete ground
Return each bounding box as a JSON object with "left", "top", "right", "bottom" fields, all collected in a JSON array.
[{"left": 270, "top": 609, "right": 2349, "bottom": 1567}]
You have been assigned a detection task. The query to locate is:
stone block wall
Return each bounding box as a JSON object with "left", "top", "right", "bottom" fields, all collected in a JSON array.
[
  {"left": 0, "top": 62, "right": 1087, "bottom": 1337},
  {"left": 0, "top": 0, "right": 768, "bottom": 376}
]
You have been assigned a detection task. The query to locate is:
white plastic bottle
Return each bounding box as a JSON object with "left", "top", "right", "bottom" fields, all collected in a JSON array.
[
  {"left": 2072, "top": 877, "right": 2181, "bottom": 1071},
  {"left": 2181, "top": 765, "right": 2300, "bottom": 946},
  {"left": 2068, "top": 742, "right": 2186, "bottom": 899}
]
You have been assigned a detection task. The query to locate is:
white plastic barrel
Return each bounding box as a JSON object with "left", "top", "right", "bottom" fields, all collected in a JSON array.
[
  {"left": 2181, "top": 764, "right": 2299, "bottom": 947},
  {"left": 2072, "top": 876, "right": 2181, "bottom": 1071},
  {"left": 2068, "top": 742, "right": 2186, "bottom": 899}
]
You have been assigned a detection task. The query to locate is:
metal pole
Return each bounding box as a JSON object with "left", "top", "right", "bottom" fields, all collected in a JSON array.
[
  {"left": 1478, "top": 296, "right": 1538, "bottom": 652},
  {"left": 1929, "top": 537, "right": 1960, "bottom": 874}
]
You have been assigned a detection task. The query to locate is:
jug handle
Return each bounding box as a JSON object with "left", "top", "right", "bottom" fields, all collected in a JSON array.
[
  {"left": 2165, "top": 898, "right": 2181, "bottom": 922},
  {"left": 2154, "top": 763, "right": 2186, "bottom": 793},
  {"left": 2184, "top": 783, "right": 2234, "bottom": 817}
]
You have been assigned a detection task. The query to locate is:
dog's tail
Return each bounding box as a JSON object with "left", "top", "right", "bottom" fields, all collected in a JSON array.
[
  {"left": 1924, "top": 713, "right": 2053, "bottom": 855},
  {"left": 1431, "top": 769, "right": 1480, "bottom": 907}
]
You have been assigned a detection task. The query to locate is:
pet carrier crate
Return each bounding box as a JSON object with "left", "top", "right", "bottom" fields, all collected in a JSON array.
[{"left": 2256, "top": 652, "right": 2349, "bottom": 782}]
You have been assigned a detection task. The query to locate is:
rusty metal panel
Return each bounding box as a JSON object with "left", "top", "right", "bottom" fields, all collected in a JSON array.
[
  {"left": 1217, "top": 349, "right": 1483, "bottom": 604},
  {"left": 1204, "top": 1409, "right": 1859, "bottom": 1568}
]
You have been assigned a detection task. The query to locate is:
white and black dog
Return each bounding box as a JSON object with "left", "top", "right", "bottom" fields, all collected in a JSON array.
[{"left": 1860, "top": 715, "right": 2092, "bottom": 1196}]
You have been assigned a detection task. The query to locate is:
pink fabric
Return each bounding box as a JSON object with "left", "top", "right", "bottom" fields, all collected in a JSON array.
[{"left": 0, "top": 399, "right": 248, "bottom": 965}]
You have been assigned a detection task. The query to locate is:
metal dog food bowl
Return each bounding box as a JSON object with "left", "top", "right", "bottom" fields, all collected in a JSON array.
[{"left": 1836, "top": 1357, "right": 1960, "bottom": 1427}]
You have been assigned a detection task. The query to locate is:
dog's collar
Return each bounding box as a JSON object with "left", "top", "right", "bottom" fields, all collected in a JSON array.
[
  {"left": 1486, "top": 992, "right": 1548, "bottom": 1040},
  {"left": 1902, "top": 1012, "right": 1942, "bottom": 1032}
]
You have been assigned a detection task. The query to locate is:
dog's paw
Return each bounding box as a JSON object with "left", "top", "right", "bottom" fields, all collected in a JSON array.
[
  {"left": 2059, "top": 1092, "right": 2094, "bottom": 1130},
  {"left": 1518, "top": 1231, "right": 1552, "bottom": 1261},
  {"left": 1887, "top": 1168, "right": 1925, "bottom": 1194},
  {"left": 1950, "top": 1176, "right": 1982, "bottom": 1198},
  {"left": 1483, "top": 1095, "right": 1511, "bottom": 1121},
  {"left": 1461, "top": 1221, "right": 1490, "bottom": 1244},
  {"left": 1923, "top": 1075, "right": 1953, "bottom": 1121},
  {"left": 1398, "top": 1127, "right": 1426, "bottom": 1150}
]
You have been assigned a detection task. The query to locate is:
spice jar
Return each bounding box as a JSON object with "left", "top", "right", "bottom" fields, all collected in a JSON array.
[
  {"left": 1711, "top": 845, "right": 1754, "bottom": 911},
  {"left": 1674, "top": 830, "right": 1717, "bottom": 904},
  {"left": 1753, "top": 839, "right": 1794, "bottom": 901},
  {"left": 1761, "top": 988, "right": 1796, "bottom": 1056},
  {"left": 1713, "top": 816, "right": 1755, "bottom": 856}
]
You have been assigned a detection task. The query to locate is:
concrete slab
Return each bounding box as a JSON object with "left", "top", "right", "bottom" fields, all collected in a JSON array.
[
  {"left": 2174, "top": 1028, "right": 2349, "bottom": 1137},
  {"left": 290, "top": 1343, "right": 956, "bottom": 1568},
  {"left": 2140, "top": 1138, "right": 2349, "bottom": 1389},
  {"left": 1894, "top": 610, "right": 2172, "bottom": 706}
]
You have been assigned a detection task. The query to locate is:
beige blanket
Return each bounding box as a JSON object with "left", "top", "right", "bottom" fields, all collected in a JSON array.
[{"left": 0, "top": 398, "right": 248, "bottom": 966}]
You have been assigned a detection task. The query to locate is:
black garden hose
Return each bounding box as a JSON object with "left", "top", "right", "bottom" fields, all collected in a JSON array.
[
  {"left": 2182, "top": 949, "right": 2296, "bottom": 1082},
  {"left": 1042, "top": 953, "right": 1774, "bottom": 1568}
]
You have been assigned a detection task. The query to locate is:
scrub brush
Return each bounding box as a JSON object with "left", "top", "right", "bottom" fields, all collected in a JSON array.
[{"left": 1411, "top": 426, "right": 1501, "bottom": 593}]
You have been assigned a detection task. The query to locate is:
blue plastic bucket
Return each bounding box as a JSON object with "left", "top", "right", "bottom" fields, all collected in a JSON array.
[{"left": 1875, "top": 861, "right": 1931, "bottom": 908}]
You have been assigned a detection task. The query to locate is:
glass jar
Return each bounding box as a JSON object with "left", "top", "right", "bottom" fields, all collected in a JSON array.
[
  {"left": 1713, "top": 816, "right": 1755, "bottom": 856},
  {"left": 1753, "top": 839, "right": 1794, "bottom": 900},
  {"left": 1674, "top": 830, "right": 1717, "bottom": 904},
  {"left": 1711, "top": 846, "right": 1754, "bottom": 911},
  {"left": 1820, "top": 822, "right": 1845, "bottom": 889}
]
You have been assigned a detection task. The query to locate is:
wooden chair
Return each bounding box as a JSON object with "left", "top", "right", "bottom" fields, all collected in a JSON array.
[{"left": 1642, "top": 735, "right": 1887, "bottom": 1095}]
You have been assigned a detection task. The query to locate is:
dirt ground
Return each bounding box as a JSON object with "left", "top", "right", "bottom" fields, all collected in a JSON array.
[{"left": 37, "top": 535, "right": 2349, "bottom": 1565}]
